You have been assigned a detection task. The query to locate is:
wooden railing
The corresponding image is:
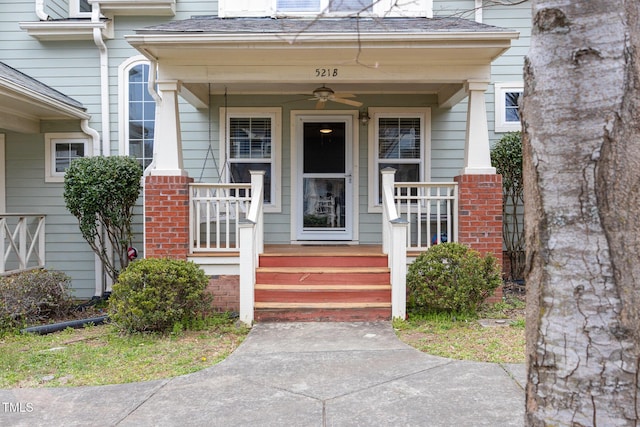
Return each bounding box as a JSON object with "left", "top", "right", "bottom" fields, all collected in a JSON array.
[
  {"left": 381, "top": 170, "right": 460, "bottom": 319},
  {"left": 0, "top": 214, "right": 46, "bottom": 275},
  {"left": 393, "top": 182, "right": 458, "bottom": 251},
  {"left": 381, "top": 169, "right": 408, "bottom": 320},
  {"left": 189, "top": 183, "right": 252, "bottom": 253}
]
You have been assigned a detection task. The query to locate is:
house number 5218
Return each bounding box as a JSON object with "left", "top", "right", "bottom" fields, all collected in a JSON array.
[{"left": 315, "top": 68, "right": 338, "bottom": 77}]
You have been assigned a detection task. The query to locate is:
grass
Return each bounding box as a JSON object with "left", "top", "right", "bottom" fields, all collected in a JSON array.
[
  {"left": 394, "top": 295, "right": 526, "bottom": 364},
  {"left": 0, "top": 296, "right": 525, "bottom": 389},
  {"left": 0, "top": 313, "right": 249, "bottom": 388}
]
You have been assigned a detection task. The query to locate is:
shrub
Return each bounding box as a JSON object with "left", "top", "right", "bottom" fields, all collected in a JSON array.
[
  {"left": 64, "top": 156, "right": 143, "bottom": 284},
  {"left": 108, "top": 258, "right": 213, "bottom": 334},
  {"left": 491, "top": 131, "right": 525, "bottom": 280},
  {"left": 0, "top": 270, "right": 74, "bottom": 330},
  {"left": 407, "top": 243, "right": 502, "bottom": 315}
]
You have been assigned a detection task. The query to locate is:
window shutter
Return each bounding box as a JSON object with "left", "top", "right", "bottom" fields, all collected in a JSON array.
[
  {"left": 218, "top": 0, "right": 273, "bottom": 17},
  {"left": 374, "top": 0, "right": 432, "bottom": 18}
]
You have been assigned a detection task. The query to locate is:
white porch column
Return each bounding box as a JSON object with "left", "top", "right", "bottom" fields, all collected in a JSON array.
[
  {"left": 461, "top": 81, "right": 496, "bottom": 175},
  {"left": 149, "top": 80, "right": 186, "bottom": 176}
]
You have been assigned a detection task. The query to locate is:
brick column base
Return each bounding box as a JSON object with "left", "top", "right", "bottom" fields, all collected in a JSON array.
[
  {"left": 144, "top": 175, "right": 193, "bottom": 260},
  {"left": 454, "top": 174, "right": 504, "bottom": 303}
]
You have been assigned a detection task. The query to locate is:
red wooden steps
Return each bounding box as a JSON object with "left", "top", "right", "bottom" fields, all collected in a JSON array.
[{"left": 254, "top": 250, "right": 391, "bottom": 322}]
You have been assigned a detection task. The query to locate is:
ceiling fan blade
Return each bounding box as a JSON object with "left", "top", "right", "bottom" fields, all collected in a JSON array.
[
  {"left": 332, "top": 98, "right": 363, "bottom": 107},
  {"left": 332, "top": 93, "right": 356, "bottom": 98},
  {"left": 315, "top": 99, "right": 326, "bottom": 109}
]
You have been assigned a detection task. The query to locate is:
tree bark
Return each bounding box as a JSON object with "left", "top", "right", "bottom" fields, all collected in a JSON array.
[{"left": 523, "top": 0, "right": 640, "bottom": 425}]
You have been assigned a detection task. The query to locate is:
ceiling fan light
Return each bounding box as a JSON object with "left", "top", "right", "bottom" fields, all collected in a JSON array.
[
  {"left": 314, "top": 86, "right": 334, "bottom": 99},
  {"left": 320, "top": 125, "right": 333, "bottom": 134}
]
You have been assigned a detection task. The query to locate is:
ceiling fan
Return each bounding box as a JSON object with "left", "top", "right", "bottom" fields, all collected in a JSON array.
[{"left": 309, "top": 86, "right": 363, "bottom": 109}]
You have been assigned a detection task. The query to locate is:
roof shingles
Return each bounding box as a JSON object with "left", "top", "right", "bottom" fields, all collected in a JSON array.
[{"left": 135, "top": 16, "right": 512, "bottom": 34}]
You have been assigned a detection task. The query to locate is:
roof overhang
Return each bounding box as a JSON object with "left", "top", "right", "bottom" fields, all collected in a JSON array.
[
  {"left": 126, "top": 21, "right": 519, "bottom": 108},
  {"left": 0, "top": 77, "right": 90, "bottom": 134}
]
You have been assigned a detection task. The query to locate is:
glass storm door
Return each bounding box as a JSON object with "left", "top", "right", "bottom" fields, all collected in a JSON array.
[{"left": 296, "top": 118, "right": 353, "bottom": 241}]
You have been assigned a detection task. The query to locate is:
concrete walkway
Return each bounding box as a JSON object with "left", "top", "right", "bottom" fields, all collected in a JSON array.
[{"left": 1, "top": 322, "right": 525, "bottom": 426}]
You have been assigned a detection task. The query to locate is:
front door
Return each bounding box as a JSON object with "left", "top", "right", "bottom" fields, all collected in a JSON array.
[{"left": 295, "top": 115, "right": 353, "bottom": 241}]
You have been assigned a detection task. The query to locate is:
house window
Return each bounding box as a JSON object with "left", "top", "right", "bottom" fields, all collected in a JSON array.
[
  {"left": 126, "top": 62, "right": 155, "bottom": 169},
  {"left": 220, "top": 108, "right": 282, "bottom": 212},
  {"left": 277, "top": 0, "right": 373, "bottom": 13},
  {"left": 45, "top": 133, "right": 92, "bottom": 183},
  {"left": 494, "top": 82, "right": 523, "bottom": 132},
  {"left": 70, "top": 0, "right": 92, "bottom": 18},
  {"left": 368, "top": 108, "right": 431, "bottom": 210},
  {"left": 219, "top": 0, "right": 432, "bottom": 17}
]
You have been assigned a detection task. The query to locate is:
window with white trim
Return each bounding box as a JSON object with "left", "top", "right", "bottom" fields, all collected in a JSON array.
[
  {"left": 45, "top": 133, "right": 92, "bottom": 183},
  {"left": 125, "top": 61, "right": 156, "bottom": 169},
  {"left": 277, "top": 0, "right": 373, "bottom": 13},
  {"left": 70, "top": 0, "right": 92, "bottom": 18},
  {"left": 494, "top": 82, "right": 523, "bottom": 132},
  {"left": 368, "top": 108, "right": 431, "bottom": 210},
  {"left": 220, "top": 108, "right": 282, "bottom": 212},
  {"left": 219, "top": 0, "right": 432, "bottom": 17}
]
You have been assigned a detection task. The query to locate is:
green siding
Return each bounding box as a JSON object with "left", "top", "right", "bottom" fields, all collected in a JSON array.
[
  {"left": 0, "top": 0, "right": 531, "bottom": 290},
  {"left": 3, "top": 132, "right": 97, "bottom": 299}
]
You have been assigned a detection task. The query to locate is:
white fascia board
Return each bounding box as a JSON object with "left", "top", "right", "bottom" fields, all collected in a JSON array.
[
  {"left": 19, "top": 20, "right": 114, "bottom": 41},
  {"left": 90, "top": 0, "right": 176, "bottom": 17},
  {"left": 127, "top": 30, "right": 519, "bottom": 46}
]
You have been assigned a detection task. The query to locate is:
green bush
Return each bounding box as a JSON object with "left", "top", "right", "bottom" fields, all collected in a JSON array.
[
  {"left": 108, "top": 258, "right": 213, "bottom": 334},
  {"left": 64, "top": 156, "right": 143, "bottom": 283},
  {"left": 0, "top": 269, "right": 74, "bottom": 330},
  {"left": 407, "top": 243, "right": 502, "bottom": 315}
]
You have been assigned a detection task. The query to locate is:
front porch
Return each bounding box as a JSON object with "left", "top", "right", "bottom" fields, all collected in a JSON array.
[
  {"left": 132, "top": 17, "right": 511, "bottom": 324},
  {"left": 144, "top": 170, "right": 502, "bottom": 324}
]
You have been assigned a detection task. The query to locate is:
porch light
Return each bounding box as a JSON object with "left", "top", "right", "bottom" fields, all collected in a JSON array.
[
  {"left": 320, "top": 125, "right": 333, "bottom": 134},
  {"left": 359, "top": 110, "right": 370, "bottom": 125}
]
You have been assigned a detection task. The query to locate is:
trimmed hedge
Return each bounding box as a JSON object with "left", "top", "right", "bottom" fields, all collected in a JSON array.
[
  {"left": 108, "top": 258, "right": 213, "bottom": 334},
  {"left": 407, "top": 243, "right": 502, "bottom": 314}
]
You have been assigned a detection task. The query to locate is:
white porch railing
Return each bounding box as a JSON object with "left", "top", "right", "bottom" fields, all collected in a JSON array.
[
  {"left": 381, "top": 169, "right": 408, "bottom": 320},
  {"left": 189, "top": 182, "right": 252, "bottom": 253},
  {"left": 393, "top": 181, "right": 458, "bottom": 251},
  {"left": 0, "top": 214, "right": 46, "bottom": 275},
  {"left": 238, "top": 171, "right": 265, "bottom": 325}
]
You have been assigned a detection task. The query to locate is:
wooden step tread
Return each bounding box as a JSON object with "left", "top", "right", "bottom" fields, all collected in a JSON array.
[
  {"left": 256, "top": 266, "right": 390, "bottom": 273},
  {"left": 255, "top": 284, "right": 390, "bottom": 290},
  {"left": 260, "top": 253, "right": 387, "bottom": 258},
  {"left": 255, "top": 302, "right": 392, "bottom": 309}
]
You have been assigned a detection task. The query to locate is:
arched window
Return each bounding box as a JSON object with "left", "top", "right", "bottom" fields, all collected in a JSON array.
[{"left": 119, "top": 58, "right": 156, "bottom": 169}]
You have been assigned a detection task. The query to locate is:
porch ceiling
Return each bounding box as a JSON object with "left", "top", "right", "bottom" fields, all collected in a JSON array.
[{"left": 126, "top": 17, "right": 519, "bottom": 109}]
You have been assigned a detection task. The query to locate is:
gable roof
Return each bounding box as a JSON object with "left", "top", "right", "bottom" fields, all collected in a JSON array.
[
  {"left": 0, "top": 62, "right": 89, "bottom": 133},
  {"left": 127, "top": 16, "right": 519, "bottom": 109},
  {"left": 0, "top": 62, "right": 85, "bottom": 110}
]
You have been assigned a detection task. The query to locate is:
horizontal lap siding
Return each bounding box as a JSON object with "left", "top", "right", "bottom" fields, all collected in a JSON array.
[
  {"left": 0, "top": 1, "right": 530, "bottom": 262},
  {"left": 3, "top": 133, "right": 97, "bottom": 299}
]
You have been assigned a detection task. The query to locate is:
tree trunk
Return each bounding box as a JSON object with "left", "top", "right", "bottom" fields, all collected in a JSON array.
[{"left": 523, "top": 0, "right": 640, "bottom": 425}]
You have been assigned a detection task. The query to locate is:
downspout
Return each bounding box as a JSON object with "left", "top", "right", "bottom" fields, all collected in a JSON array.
[
  {"left": 91, "top": 2, "right": 113, "bottom": 295},
  {"left": 142, "top": 61, "right": 161, "bottom": 259},
  {"left": 81, "top": 119, "right": 103, "bottom": 296},
  {"left": 35, "top": 0, "right": 50, "bottom": 21},
  {"left": 91, "top": 3, "right": 111, "bottom": 157}
]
